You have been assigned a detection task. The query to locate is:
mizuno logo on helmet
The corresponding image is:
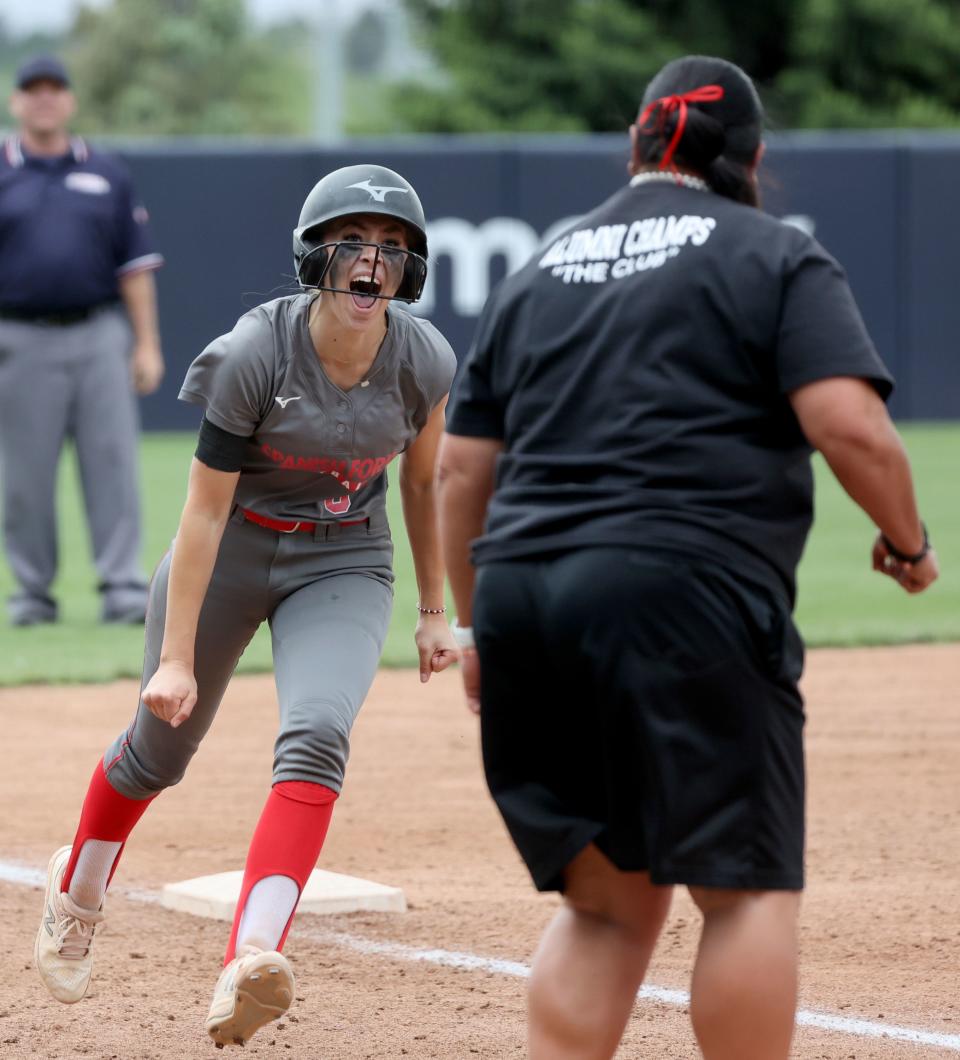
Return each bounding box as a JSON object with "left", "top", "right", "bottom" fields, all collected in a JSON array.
[{"left": 346, "top": 178, "right": 410, "bottom": 203}]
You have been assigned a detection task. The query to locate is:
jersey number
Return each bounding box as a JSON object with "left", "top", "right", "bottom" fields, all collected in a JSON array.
[{"left": 324, "top": 495, "right": 352, "bottom": 516}]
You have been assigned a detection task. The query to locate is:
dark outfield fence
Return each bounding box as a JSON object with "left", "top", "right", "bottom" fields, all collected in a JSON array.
[{"left": 115, "top": 132, "right": 960, "bottom": 428}]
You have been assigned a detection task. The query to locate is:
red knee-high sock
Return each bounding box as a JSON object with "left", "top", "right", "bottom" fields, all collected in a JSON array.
[
  {"left": 224, "top": 780, "right": 338, "bottom": 965},
  {"left": 61, "top": 758, "right": 156, "bottom": 893}
]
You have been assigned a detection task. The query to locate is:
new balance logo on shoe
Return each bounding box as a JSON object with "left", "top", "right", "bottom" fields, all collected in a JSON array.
[
  {"left": 275, "top": 396, "right": 301, "bottom": 409},
  {"left": 36, "top": 845, "right": 105, "bottom": 1005}
]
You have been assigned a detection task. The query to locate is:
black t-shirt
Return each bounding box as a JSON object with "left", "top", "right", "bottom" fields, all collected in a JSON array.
[{"left": 446, "top": 179, "right": 893, "bottom": 605}]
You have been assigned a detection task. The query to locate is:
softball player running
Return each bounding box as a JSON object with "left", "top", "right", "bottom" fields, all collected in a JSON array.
[
  {"left": 439, "top": 57, "right": 938, "bottom": 1060},
  {"left": 35, "top": 165, "right": 457, "bottom": 1047}
]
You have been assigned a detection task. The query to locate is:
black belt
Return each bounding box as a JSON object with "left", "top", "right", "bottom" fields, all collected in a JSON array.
[{"left": 0, "top": 302, "right": 117, "bottom": 326}]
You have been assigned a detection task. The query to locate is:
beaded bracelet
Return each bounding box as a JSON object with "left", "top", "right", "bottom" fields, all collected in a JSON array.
[{"left": 417, "top": 604, "right": 447, "bottom": 614}]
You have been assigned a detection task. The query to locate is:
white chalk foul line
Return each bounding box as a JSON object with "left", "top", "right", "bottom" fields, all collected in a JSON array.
[
  {"left": 3, "top": 858, "right": 959, "bottom": 1053},
  {"left": 0, "top": 863, "right": 45, "bottom": 887},
  {"left": 296, "top": 927, "right": 960, "bottom": 1052},
  {"left": 0, "top": 863, "right": 158, "bottom": 905},
  {"left": 295, "top": 926, "right": 691, "bottom": 1008}
]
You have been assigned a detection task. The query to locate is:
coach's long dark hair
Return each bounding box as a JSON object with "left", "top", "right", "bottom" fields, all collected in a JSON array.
[{"left": 633, "top": 56, "right": 764, "bottom": 207}]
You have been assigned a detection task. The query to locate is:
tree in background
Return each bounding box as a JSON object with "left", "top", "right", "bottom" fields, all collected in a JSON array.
[
  {"left": 777, "top": 0, "right": 960, "bottom": 127},
  {"left": 0, "top": 19, "right": 63, "bottom": 102},
  {"left": 5, "top": 0, "right": 959, "bottom": 137},
  {"left": 395, "top": 0, "right": 960, "bottom": 132},
  {"left": 65, "top": 0, "right": 309, "bottom": 136},
  {"left": 394, "top": 0, "right": 669, "bottom": 132},
  {"left": 2, "top": 1, "right": 414, "bottom": 139}
]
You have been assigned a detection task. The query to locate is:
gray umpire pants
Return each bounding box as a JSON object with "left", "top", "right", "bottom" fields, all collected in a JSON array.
[
  {"left": 0, "top": 307, "right": 147, "bottom": 621},
  {"left": 103, "top": 507, "right": 394, "bottom": 799}
]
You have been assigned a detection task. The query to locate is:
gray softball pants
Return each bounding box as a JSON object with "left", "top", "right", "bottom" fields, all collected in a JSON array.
[
  {"left": 103, "top": 505, "right": 394, "bottom": 799},
  {"left": 0, "top": 308, "right": 146, "bottom": 620}
]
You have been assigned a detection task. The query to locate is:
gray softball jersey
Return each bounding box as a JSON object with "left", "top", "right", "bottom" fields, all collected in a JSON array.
[
  {"left": 179, "top": 293, "right": 456, "bottom": 524},
  {"left": 103, "top": 294, "right": 455, "bottom": 800}
]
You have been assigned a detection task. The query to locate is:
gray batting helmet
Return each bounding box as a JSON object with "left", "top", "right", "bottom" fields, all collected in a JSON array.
[{"left": 293, "top": 164, "right": 428, "bottom": 303}]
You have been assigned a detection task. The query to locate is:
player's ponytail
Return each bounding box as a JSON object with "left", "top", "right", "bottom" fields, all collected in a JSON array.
[{"left": 633, "top": 56, "right": 764, "bottom": 207}]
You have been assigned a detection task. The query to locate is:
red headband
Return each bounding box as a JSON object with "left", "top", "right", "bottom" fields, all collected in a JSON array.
[{"left": 637, "top": 84, "right": 725, "bottom": 171}]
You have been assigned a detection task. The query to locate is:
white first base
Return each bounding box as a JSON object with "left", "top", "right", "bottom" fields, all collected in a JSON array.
[{"left": 160, "top": 868, "right": 407, "bottom": 921}]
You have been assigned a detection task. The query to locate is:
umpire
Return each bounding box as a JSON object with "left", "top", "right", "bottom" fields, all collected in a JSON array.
[
  {"left": 0, "top": 55, "right": 164, "bottom": 626},
  {"left": 438, "top": 56, "right": 938, "bottom": 1060}
]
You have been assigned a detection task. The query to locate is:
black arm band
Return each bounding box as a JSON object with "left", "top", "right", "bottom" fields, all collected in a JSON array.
[
  {"left": 195, "top": 415, "right": 249, "bottom": 472},
  {"left": 881, "top": 523, "right": 930, "bottom": 564}
]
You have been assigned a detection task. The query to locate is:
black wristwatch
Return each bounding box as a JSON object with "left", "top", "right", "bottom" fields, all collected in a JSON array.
[{"left": 881, "top": 523, "right": 931, "bottom": 564}]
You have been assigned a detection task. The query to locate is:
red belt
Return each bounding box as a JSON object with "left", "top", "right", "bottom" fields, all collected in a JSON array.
[{"left": 240, "top": 507, "right": 367, "bottom": 534}]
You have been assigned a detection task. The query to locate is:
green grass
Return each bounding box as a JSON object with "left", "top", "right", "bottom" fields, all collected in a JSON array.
[
  {"left": 0, "top": 425, "right": 957, "bottom": 685},
  {"left": 796, "top": 425, "right": 959, "bottom": 646}
]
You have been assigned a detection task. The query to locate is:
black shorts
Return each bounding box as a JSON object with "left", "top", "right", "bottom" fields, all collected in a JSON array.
[{"left": 474, "top": 547, "right": 806, "bottom": 893}]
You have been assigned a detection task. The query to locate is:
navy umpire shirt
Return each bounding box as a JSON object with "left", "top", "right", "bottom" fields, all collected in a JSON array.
[
  {"left": 0, "top": 134, "right": 162, "bottom": 314},
  {"left": 447, "top": 179, "right": 894, "bottom": 606}
]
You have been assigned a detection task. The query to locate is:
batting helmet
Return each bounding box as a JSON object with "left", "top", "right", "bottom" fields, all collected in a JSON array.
[{"left": 293, "top": 164, "right": 429, "bottom": 303}]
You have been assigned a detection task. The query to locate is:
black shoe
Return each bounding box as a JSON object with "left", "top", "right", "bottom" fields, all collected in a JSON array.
[
  {"left": 9, "top": 595, "right": 58, "bottom": 627},
  {"left": 99, "top": 581, "right": 148, "bottom": 624},
  {"left": 11, "top": 611, "right": 58, "bottom": 628},
  {"left": 101, "top": 604, "right": 147, "bottom": 624}
]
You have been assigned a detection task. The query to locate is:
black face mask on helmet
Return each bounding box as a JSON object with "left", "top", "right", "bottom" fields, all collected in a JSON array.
[
  {"left": 292, "top": 164, "right": 429, "bottom": 304},
  {"left": 296, "top": 240, "right": 428, "bottom": 304}
]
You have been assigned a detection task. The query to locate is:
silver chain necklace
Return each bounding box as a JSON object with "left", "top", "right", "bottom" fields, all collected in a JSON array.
[{"left": 630, "top": 171, "right": 710, "bottom": 193}]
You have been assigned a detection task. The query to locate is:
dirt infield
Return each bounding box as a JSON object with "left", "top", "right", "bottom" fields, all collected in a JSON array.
[{"left": 1, "top": 644, "right": 958, "bottom": 1059}]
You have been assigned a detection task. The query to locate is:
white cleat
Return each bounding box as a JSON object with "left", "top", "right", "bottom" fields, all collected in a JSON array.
[
  {"left": 205, "top": 945, "right": 294, "bottom": 1048},
  {"left": 35, "top": 845, "right": 105, "bottom": 1004}
]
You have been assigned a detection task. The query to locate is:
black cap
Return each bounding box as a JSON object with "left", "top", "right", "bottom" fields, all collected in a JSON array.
[{"left": 15, "top": 55, "right": 71, "bottom": 90}]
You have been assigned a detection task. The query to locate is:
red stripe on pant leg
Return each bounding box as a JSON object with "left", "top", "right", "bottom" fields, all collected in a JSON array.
[
  {"left": 223, "top": 781, "right": 338, "bottom": 965},
  {"left": 61, "top": 758, "right": 156, "bottom": 893}
]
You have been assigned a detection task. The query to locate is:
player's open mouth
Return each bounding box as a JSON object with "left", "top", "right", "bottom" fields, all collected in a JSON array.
[{"left": 349, "top": 276, "right": 381, "bottom": 310}]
